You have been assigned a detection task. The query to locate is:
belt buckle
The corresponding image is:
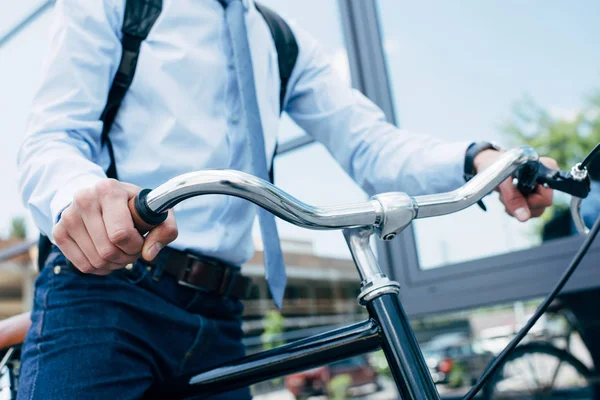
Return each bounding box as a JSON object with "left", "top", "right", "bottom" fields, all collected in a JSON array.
[
  {"left": 178, "top": 252, "right": 238, "bottom": 298},
  {"left": 175, "top": 252, "right": 208, "bottom": 292}
]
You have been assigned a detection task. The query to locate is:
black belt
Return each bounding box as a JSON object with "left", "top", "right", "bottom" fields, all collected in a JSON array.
[{"left": 144, "top": 247, "right": 253, "bottom": 299}]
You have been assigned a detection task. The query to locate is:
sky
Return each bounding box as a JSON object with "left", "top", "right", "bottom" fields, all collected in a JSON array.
[{"left": 1, "top": 0, "right": 599, "bottom": 270}]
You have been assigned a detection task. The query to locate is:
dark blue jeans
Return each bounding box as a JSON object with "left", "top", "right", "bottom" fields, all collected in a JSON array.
[{"left": 18, "top": 249, "right": 251, "bottom": 399}]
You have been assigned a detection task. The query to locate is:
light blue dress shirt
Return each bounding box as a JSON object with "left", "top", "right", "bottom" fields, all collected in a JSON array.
[{"left": 18, "top": 0, "right": 471, "bottom": 265}]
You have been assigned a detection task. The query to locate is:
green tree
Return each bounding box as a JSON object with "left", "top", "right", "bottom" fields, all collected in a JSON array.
[
  {"left": 502, "top": 90, "right": 600, "bottom": 237},
  {"left": 327, "top": 374, "right": 352, "bottom": 400},
  {"left": 260, "top": 310, "right": 285, "bottom": 351},
  {"left": 502, "top": 91, "right": 600, "bottom": 171},
  {"left": 9, "top": 216, "right": 27, "bottom": 239},
  {"left": 260, "top": 310, "right": 285, "bottom": 388}
]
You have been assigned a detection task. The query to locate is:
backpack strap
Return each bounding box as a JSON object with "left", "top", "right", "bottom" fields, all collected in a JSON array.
[
  {"left": 37, "top": 0, "right": 162, "bottom": 271},
  {"left": 255, "top": 3, "right": 298, "bottom": 182},
  {"left": 101, "top": 0, "right": 162, "bottom": 180},
  {"left": 255, "top": 3, "right": 298, "bottom": 114}
]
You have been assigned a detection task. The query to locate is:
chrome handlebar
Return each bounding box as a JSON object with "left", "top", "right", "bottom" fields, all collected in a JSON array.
[
  {"left": 145, "top": 170, "right": 382, "bottom": 229},
  {"left": 140, "top": 145, "right": 586, "bottom": 240}
]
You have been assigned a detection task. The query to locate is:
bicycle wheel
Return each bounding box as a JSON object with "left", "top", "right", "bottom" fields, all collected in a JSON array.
[{"left": 488, "top": 342, "right": 595, "bottom": 399}]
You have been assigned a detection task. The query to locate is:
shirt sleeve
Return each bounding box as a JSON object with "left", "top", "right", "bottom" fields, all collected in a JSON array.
[
  {"left": 17, "top": 0, "right": 123, "bottom": 240},
  {"left": 284, "top": 25, "right": 473, "bottom": 197}
]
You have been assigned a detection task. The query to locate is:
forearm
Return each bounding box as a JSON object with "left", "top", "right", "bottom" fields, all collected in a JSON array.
[
  {"left": 290, "top": 82, "right": 471, "bottom": 196},
  {"left": 18, "top": 131, "right": 106, "bottom": 239},
  {"left": 285, "top": 26, "right": 471, "bottom": 197},
  {"left": 16, "top": 0, "right": 123, "bottom": 240},
  {"left": 340, "top": 110, "right": 471, "bottom": 196},
  {"left": 0, "top": 312, "right": 31, "bottom": 349}
]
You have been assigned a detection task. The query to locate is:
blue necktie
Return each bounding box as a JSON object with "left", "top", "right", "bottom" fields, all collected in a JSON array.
[{"left": 224, "top": 0, "right": 287, "bottom": 308}]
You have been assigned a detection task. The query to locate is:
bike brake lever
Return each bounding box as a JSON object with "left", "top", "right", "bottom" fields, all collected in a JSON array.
[
  {"left": 515, "top": 162, "right": 591, "bottom": 199},
  {"left": 514, "top": 161, "right": 540, "bottom": 196},
  {"left": 535, "top": 163, "right": 591, "bottom": 199}
]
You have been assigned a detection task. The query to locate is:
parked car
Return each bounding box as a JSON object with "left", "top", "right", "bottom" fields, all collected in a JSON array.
[
  {"left": 422, "top": 333, "right": 494, "bottom": 388},
  {"left": 284, "top": 355, "right": 379, "bottom": 399}
]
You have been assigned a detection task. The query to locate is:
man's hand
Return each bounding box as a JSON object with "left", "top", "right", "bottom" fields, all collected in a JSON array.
[
  {"left": 52, "top": 179, "right": 178, "bottom": 275},
  {"left": 474, "top": 149, "right": 557, "bottom": 222}
]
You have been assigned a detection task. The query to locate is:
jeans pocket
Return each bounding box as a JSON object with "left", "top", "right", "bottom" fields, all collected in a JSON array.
[
  {"left": 33, "top": 248, "right": 69, "bottom": 309},
  {"left": 113, "top": 261, "right": 149, "bottom": 285}
]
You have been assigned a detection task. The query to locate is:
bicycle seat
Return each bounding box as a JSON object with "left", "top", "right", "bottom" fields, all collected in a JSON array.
[{"left": 0, "top": 312, "right": 31, "bottom": 350}]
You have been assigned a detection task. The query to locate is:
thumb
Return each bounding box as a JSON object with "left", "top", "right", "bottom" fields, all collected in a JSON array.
[
  {"left": 142, "top": 210, "right": 178, "bottom": 261},
  {"left": 499, "top": 180, "right": 530, "bottom": 222}
]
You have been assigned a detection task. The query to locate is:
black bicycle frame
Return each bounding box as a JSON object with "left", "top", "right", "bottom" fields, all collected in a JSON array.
[
  {"left": 145, "top": 226, "right": 440, "bottom": 399},
  {"left": 148, "top": 291, "right": 439, "bottom": 399}
]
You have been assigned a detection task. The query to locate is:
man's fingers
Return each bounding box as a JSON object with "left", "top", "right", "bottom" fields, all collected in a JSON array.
[
  {"left": 526, "top": 184, "right": 554, "bottom": 209},
  {"left": 530, "top": 207, "right": 546, "bottom": 218},
  {"left": 120, "top": 181, "right": 144, "bottom": 197},
  {"left": 96, "top": 180, "right": 144, "bottom": 255},
  {"left": 53, "top": 224, "right": 94, "bottom": 273},
  {"left": 142, "top": 210, "right": 178, "bottom": 261},
  {"left": 81, "top": 205, "right": 136, "bottom": 265},
  {"left": 540, "top": 156, "right": 559, "bottom": 170},
  {"left": 498, "top": 179, "right": 531, "bottom": 222},
  {"left": 53, "top": 222, "right": 122, "bottom": 274},
  {"left": 59, "top": 208, "right": 103, "bottom": 268}
]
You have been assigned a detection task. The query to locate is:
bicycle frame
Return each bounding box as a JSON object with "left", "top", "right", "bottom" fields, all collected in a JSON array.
[
  {"left": 130, "top": 146, "right": 583, "bottom": 399},
  {"left": 150, "top": 226, "right": 439, "bottom": 399}
]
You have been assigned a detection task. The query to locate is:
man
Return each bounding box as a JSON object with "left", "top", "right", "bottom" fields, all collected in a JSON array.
[{"left": 17, "top": 0, "right": 555, "bottom": 398}]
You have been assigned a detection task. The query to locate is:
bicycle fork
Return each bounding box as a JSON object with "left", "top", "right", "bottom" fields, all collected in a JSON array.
[{"left": 345, "top": 226, "right": 440, "bottom": 400}]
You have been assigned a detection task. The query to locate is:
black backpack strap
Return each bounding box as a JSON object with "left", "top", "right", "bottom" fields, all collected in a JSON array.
[
  {"left": 255, "top": 3, "right": 298, "bottom": 182},
  {"left": 255, "top": 3, "right": 298, "bottom": 114},
  {"left": 37, "top": 0, "right": 162, "bottom": 270},
  {"left": 101, "top": 0, "right": 162, "bottom": 180}
]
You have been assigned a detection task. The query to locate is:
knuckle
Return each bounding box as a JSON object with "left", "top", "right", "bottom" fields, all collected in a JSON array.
[
  {"left": 52, "top": 224, "right": 67, "bottom": 243},
  {"left": 541, "top": 157, "right": 559, "bottom": 169},
  {"left": 163, "top": 223, "right": 179, "bottom": 241},
  {"left": 60, "top": 209, "right": 78, "bottom": 229},
  {"left": 90, "top": 256, "right": 106, "bottom": 269},
  {"left": 108, "top": 227, "right": 135, "bottom": 245},
  {"left": 96, "top": 179, "right": 123, "bottom": 198},
  {"left": 98, "top": 245, "right": 119, "bottom": 261},
  {"left": 73, "top": 189, "right": 97, "bottom": 210},
  {"left": 77, "top": 263, "right": 94, "bottom": 274}
]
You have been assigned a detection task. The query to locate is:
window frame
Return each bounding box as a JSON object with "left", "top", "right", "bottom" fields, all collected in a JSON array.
[{"left": 333, "top": 0, "right": 600, "bottom": 318}]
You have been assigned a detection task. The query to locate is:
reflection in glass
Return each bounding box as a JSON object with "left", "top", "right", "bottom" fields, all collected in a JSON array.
[
  {"left": 409, "top": 299, "right": 594, "bottom": 398},
  {"left": 377, "top": 0, "right": 600, "bottom": 269}
]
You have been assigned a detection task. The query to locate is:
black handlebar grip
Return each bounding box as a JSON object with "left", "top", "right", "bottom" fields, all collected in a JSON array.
[
  {"left": 128, "top": 189, "right": 168, "bottom": 235},
  {"left": 515, "top": 161, "right": 540, "bottom": 196}
]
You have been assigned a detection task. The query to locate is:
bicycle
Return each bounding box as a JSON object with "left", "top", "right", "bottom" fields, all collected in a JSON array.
[
  {"left": 488, "top": 301, "right": 599, "bottom": 399},
  {"left": 1, "top": 145, "right": 598, "bottom": 399}
]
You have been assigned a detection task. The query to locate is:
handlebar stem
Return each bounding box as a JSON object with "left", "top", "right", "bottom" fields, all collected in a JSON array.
[{"left": 371, "top": 193, "right": 417, "bottom": 240}]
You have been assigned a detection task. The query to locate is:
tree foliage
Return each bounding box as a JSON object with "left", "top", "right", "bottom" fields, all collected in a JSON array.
[
  {"left": 260, "top": 310, "right": 285, "bottom": 351},
  {"left": 502, "top": 90, "right": 600, "bottom": 173},
  {"left": 502, "top": 90, "right": 600, "bottom": 238},
  {"left": 9, "top": 216, "right": 27, "bottom": 239}
]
